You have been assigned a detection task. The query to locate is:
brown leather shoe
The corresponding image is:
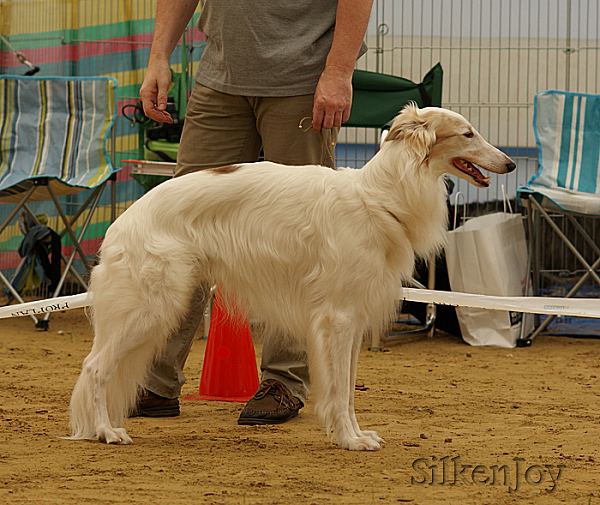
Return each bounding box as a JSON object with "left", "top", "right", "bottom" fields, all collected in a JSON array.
[
  {"left": 237, "top": 379, "right": 304, "bottom": 425},
  {"left": 129, "top": 390, "right": 180, "bottom": 417}
]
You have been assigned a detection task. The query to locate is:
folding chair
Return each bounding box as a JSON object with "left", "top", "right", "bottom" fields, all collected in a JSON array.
[
  {"left": 346, "top": 63, "right": 443, "bottom": 128},
  {"left": 0, "top": 76, "right": 119, "bottom": 329},
  {"left": 517, "top": 90, "right": 600, "bottom": 344},
  {"left": 342, "top": 64, "right": 444, "bottom": 349}
]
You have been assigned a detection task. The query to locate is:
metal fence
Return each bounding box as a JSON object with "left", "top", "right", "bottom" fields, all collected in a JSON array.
[
  {"left": 1, "top": 0, "right": 599, "bottom": 296},
  {"left": 354, "top": 0, "right": 600, "bottom": 205},
  {"left": 355, "top": 0, "right": 600, "bottom": 287}
]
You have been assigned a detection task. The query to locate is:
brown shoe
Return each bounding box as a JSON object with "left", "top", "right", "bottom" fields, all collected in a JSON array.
[
  {"left": 237, "top": 379, "right": 304, "bottom": 425},
  {"left": 129, "top": 390, "right": 180, "bottom": 417}
]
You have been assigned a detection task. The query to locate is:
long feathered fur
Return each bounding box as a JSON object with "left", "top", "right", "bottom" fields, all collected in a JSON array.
[{"left": 67, "top": 104, "right": 515, "bottom": 450}]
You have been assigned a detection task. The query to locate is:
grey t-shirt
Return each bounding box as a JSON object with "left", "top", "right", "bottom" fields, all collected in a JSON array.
[{"left": 194, "top": 0, "right": 365, "bottom": 97}]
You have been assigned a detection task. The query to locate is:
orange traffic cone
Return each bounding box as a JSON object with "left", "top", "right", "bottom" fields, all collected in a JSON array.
[{"left": 184, "top": 292, "right": 259, "bottom": 402}]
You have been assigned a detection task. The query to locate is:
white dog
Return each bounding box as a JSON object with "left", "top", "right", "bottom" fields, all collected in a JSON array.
[{"left": 68, "top": 104, "right": 515, "bottom": 450}]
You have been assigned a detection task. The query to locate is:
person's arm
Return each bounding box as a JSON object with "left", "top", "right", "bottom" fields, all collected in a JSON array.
[
  {"left": 312, "top": 0, "right": 374, "bottom": 132},
  {"left": 140, "top": 0, "right": 200, "bottom": 123}
]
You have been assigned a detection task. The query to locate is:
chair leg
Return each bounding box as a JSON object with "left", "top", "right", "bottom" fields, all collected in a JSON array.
[
  {"left": 530, "top": 197, "right": 600, "bottom": 286},
  {"left": 522, "top": 196, "right": 600, "bottom": 343},
  {"left": 426, "top": 260, "right": 436, "bottom": 338},
  {"left": 382, "top": 256, "right": 437, "bottom": 345},
  {"left": 57, "top": 185, "right": 105, "bottom": 239},
  {"left": 39, "top": 190, "right": 106, "bottom": 324},
  {"left": 370, "top": 331, "right": 382, "bottom": 351},
  {"left": 533, "top": 254, "right": 600, "bottom": 338},
  {"left": 0, "top": 188, "right": 46, "bottom": 328},
  {"left": 3, "top": 182, "right": 105, "bottom": 328},
  {"left": 0, "top": 186, "right": 37, "bottom": 234},
  {"left": 566, "top": 213, "right": 600, "bottom": 258},
  {"left": 46, "top": 184, "right": 92, "bottom": 272},
  {"left": 518, "top": 197, "right": 538, "bottom": 344},
  {"left": 0, "top": 270, "right": 40, "bottom": 325}
]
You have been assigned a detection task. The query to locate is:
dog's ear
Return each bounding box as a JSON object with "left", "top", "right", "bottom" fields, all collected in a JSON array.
[{"left": 384, "top": 103, "right": 436, "bottom": 154}]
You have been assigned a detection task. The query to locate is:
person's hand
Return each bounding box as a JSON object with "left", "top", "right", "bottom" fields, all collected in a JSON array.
[
  {"left": 312, "top": 65, "right": 353, "bottom": 132},
  {"left": 140, "top": 60, "right": 174, "bottom": 123}
]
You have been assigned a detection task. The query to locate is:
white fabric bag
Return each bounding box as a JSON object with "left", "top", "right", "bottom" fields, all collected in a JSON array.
[{"left": 445, "top": 212, "right": 534, "bottom": 348}]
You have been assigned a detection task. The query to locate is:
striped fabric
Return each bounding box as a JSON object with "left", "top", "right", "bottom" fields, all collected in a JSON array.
[
  {"left": 0, "top": 76, "right": 118, "bottom": 201},
  {"left": 518, "top": 90, "right": 600, "bottom": 216}
]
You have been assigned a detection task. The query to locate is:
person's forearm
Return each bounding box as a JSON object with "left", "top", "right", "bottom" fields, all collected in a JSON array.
[
  {"left": 140, "top": 0, "right": 200, "bottom": 122},
  {"left": 149, "top": 0, "right": 200, "bottom": 63},
  {"left": 311, "top": 0, "right": 373, "bottom": 131},
  {"left": 325, "top": 0, "right": 374, "bottom": 75}
]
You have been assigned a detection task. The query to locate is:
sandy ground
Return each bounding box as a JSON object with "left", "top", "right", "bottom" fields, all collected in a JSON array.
[{"left": 1, "top": 308, "right": 600, "bottom": 505}]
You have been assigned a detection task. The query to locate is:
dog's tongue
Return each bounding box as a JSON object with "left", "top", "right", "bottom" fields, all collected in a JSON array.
[
  {"left": 453, "top": 159, "right": 491, "bottom": 187},
  {"left": 470, "top": 164, "right": 491, "bottom": 186}
]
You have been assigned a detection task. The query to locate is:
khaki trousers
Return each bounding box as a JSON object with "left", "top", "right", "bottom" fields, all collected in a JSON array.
[{"left": 145, "top": 83, "right": 338, "bottom": 402}]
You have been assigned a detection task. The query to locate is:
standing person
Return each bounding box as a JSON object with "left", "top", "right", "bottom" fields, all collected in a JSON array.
[{"left": 135, "top": 0, "right": 373, "bottom": 425}]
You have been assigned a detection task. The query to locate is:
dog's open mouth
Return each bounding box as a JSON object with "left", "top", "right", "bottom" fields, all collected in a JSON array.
[{"left": 452, "top": 159, "right": 491, "bottom": 187}]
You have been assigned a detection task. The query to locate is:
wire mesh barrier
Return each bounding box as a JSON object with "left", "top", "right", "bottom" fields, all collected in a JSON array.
[{"left": 1, "top": 0, "right": 598, "bottom": 301}]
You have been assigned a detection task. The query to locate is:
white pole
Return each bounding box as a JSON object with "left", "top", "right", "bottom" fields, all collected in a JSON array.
[
  {"left": 1, "top": 289, "right": 599, "bottom": 321},
  {"left": 0, "top": 293, "right": 92, "bottom": 320}
]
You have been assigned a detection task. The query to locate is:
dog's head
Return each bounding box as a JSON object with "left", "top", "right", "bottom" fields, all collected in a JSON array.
[{"left": 384, "top": 104, "right": 515, "bottom": 188}]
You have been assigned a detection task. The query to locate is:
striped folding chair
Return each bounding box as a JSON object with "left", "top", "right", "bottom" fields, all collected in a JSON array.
[
  {"left": 517, "top": 90, "right": 600, "bottom": 343},
  {"left": 0, "top": 76, "right": 119, "bottom": 328}
]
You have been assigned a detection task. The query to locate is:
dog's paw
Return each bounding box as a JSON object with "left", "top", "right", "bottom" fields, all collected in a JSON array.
[
  {"left": 360, "top": 430, "right": 385, "bottom": 445},
  {"left": 98, "top": 427, "right": 133, "bottom": 445},
  {"left": 340, "top": 435, "right": 382, "bottom": 451}
]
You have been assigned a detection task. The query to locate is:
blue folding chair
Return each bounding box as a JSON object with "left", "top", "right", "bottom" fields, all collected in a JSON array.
[
  {"left": 0, "top": 76, "right": 119, "bottom": 328},
  {"left": 517, "top": 90, "right": 600, "bottom": 343}
]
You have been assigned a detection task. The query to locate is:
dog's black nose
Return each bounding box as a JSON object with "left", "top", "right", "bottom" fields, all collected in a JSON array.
[{"left": 506, "top": 161, "right": 516, "bottom": 172}]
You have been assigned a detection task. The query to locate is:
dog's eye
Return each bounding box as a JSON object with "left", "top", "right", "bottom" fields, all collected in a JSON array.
[{"left": 464, "top": 131, "right": 474, "bottom": 138}]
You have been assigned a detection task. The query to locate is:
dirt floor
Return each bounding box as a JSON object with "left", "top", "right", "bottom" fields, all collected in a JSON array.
[{"left": 1, "top": 308, "right": 600, "bottom": 505}]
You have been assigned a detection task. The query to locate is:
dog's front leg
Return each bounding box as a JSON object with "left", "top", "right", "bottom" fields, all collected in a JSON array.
[
  {"left": 348, "top": 334, "right": 384, "bottom": 446},
  {"left": 308, "top": 315, "right": 382, "bottom": 451}
]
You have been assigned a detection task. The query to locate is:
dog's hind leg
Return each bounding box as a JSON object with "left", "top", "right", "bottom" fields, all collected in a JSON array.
[
  {"left": 69, "top": 335, "right": 156, "bottom": 444},
  {"left": 84, "top": 349, "right": 135, "bottom": 444},
  {"left": 308, "top": 313, "right": 382, "bottom": 451}
]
